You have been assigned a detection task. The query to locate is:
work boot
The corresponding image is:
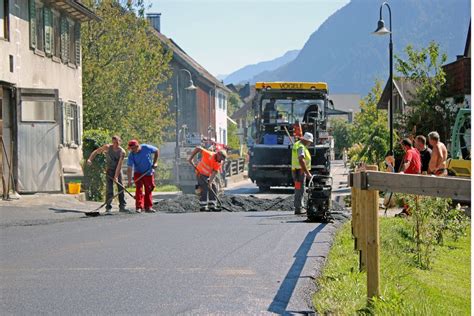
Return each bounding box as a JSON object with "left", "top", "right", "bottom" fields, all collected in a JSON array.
[
  {"left": 145, "top": 208, "right": 156, "bottom": 213},
  {"left": 105, "top": 209, "right": 113, "bottom": 215},
  {"left": 199, "top": 206, "right": 208, "bottom": 212},
  {"left": 136, "top": 208, "right": 143, "bottom": 213},
  {"left": 119, "top": 207, "right": 132, "bottom": 213},
  {"left": 294, "top": 208, "right": 306, "bottom": 215}
]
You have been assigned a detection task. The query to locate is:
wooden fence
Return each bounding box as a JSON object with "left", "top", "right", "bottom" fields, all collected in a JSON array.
[{"left": 349, "top": 167, "right": 471, "bottom": 301}]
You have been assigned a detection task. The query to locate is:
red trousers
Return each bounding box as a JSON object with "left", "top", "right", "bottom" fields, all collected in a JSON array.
[{"left": 134, "top": 172, "right": 155, "bottom": 210}]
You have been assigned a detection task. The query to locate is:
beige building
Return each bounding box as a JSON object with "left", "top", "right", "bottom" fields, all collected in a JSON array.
[{"left": 0, "top": 0, "right": 97, "bottom": 196}]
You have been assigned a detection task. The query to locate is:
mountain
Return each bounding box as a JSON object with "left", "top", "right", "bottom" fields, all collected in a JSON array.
[
  {"left": 224, "top": 49, "right": 300, "bottom": 84},
  {"left": 251, "top": 0, "right": 470, "bottom": 95}
]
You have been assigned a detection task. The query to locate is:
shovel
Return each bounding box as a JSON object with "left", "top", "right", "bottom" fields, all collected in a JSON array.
[
  {"left": 86, "top": 167, "right": 152, "bottom": 216},
  {"left": 104, "top": 173, "right": 135, "bottom": 200},
  {"left": 190, "top": 163, "right": 233, "bottom": 212}
]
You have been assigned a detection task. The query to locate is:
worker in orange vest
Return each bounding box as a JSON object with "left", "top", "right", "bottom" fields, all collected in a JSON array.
[{"left": 188, "top": 147, "right": 227, "bottom": 211}]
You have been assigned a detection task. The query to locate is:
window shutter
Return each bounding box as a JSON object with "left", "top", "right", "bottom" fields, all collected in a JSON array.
[
  {"left": 44, "top": 8, "right": 52, "bottom": 55},
  {"left": 76, "top": 105, "right": 82, "bottom": 145},
  {"left": 59, "top": 101, "right": 65, "bottom": 144},
  {"left": 29, "top": 0, "right": 36, "bottom": 48},
  {"left": 75, "top": 23, "right": 81, "bottom": 66},
  {"left": 60, "top": 16, "right": 68, "bottom": 62}
]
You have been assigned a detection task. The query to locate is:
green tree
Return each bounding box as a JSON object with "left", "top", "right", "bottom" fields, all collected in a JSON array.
[
  {"left": 227, "top": 122, "right": 240, "bottom": 150},
  {"left": 350, "top": 81, "right": 391, "bottom": 165},
  {"left": 81, "top": 0, "right": 172, "bottom": 146},
  {"left": 227, "top": 92, "right": 242, "bottom": 116},
  {"left": 330, "top": 118, "right": 354, "bottom": 158},
  {"left": 395, "top": 42, "right": 455, "bottom": 142}
]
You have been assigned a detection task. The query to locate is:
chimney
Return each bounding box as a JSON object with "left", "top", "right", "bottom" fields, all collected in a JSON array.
[{"left": 147, "top": 13, "right": 161, "bottom": 32}]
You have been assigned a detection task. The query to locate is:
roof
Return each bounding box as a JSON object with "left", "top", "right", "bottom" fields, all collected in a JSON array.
[
  {"left": 231, "top": 87, "right": 257, "bottom": 120},
  {"left": 150, "top": 29, "right": 231, "bottom": 93},
  {"left": 329, "top": 94, "right": 361, "bottom": 113},
  {"left": 377, "top": 78, "right": 420, "bottom": 110},
  {"left": 52, "top": 1, "right": 100, "bottom": 22}
]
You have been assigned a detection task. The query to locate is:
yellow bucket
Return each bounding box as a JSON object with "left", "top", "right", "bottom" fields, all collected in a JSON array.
[{"left": 68, "top": 182, "right": 81, "bottom": 194}]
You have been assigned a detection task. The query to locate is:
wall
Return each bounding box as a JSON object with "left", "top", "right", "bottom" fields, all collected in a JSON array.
[{"left": 215, "top": 88, "right": 228, "bottom": 144}]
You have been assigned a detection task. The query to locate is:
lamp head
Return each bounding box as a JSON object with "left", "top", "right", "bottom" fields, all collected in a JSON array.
[
  {"left": 185, "top": 80, "right": 197, "bottom": 90},
  {"left": 373, "top": 19, "right": 390, "bottom": 35}
]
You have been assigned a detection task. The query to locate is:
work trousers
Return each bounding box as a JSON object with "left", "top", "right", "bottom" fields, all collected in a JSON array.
[
  {"left": 292, "top": 169, "right": 306, "bottom": 213},
  {"left": 106, "top": 169, "right": 126, "bottom": 210},
  {"left": 197, "top": 174, "right": 217, "bottom": 208},
  {"left": 134, "top": 172, "right": 155, "bottom": 210}
]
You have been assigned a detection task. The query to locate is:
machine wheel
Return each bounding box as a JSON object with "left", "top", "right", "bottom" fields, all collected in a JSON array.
[{"left": 258, "top": 185, "right": 271, "bottom": 192}]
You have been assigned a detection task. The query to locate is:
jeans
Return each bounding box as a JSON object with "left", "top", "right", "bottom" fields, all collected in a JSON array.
[{"left": 106, "top": 169, "right": 126, "bottom": 210}]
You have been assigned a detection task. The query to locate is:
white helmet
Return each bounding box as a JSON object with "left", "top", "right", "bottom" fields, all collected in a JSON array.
[{"left": 303, "top": 132, "right": 314, "bottom": 143}]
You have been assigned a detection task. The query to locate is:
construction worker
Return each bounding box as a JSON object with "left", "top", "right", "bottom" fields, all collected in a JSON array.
[
  {"left": 188, "top": 147, "right": 227, "bottom": 212},
  {"left": 87, "top": 135, "right": 130, "bottom": 214},
  {"left": 127, "top": 140, "right": 159, "bottom": 213},
  {"left": 291, "top": 132, "right": 313, "bottom": 215}
]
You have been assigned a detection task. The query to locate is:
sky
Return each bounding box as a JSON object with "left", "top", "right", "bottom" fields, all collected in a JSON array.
[{"left": 146, "top": 0, "right": 349, "bottom": 77}]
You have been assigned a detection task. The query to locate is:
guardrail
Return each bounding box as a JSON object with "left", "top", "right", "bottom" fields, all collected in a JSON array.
[
  {"left": 349, "top": 166, "right": 471, "bottom": 302},
  {"left": 225, "top": 158, "right": 245, "bottom": 177}
]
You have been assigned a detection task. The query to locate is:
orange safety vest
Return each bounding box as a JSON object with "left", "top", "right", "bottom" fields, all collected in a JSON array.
[{"left": 196, "top": 149, "right": 220, "bottom": 177}]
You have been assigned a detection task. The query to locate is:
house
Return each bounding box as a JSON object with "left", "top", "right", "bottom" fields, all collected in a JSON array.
[
  {"left": 147, "top": 14, "right": 231, "bottom": 146},
  {"left": 442, "top": 21, "right": 470, "bottom": 107},
  {"left": 231, "top": 85, "right": 256, "bottom": 146},
  {"left": 0, "top": 0, "right": 98, "bottom": 196},
  {"left": 376, "top": 78, "right": 420, "bottom": 114}
]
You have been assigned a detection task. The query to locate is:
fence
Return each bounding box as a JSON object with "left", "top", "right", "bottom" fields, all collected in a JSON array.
[
  {"left": 349, "top": 167, "right": 471, "bottom": 301},
  {"left": 224, "top": 158, "right": 246, "bottom": 177}
]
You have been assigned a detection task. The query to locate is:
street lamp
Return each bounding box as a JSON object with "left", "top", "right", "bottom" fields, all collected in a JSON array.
[
  {"left": 175, "top": 68, "right": 197, "bottom": 185},
  {"left": 373, "top": 1, "right": 393, "bottom": 156}
]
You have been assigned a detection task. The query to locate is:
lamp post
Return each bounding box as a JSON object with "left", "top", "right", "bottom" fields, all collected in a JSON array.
[
  {"left": 373, "top": 1, "right": 393, "bottom": 156},
  {"left": 175, "top": 68, "right": 197, "bottom": 185}
]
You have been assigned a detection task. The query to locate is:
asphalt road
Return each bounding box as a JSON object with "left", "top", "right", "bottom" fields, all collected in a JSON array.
[{"left": 0, "top": 161, "right": 349, "bottom": 315}]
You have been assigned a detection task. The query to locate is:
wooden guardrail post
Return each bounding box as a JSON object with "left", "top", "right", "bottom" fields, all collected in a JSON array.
[{"left": 366, "top": 182, "right": 380, "bottom": 300}]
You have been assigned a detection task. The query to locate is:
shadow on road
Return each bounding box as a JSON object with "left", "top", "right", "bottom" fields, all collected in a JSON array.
[
  {"left": 49, "top": 208, "right": 88, "bottom": 214},
  {"left": 268, "top": 223, "right": 327, "bottom": 315}
]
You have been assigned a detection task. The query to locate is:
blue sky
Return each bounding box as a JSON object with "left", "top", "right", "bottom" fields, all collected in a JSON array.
[{"left": 146, "top": 0, "right": 349, "bottom": 76}]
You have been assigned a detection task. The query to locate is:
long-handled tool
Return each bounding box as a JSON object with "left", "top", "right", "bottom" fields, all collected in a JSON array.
[
  {"left": 104, "top": 173, "right": 135, "bottom": 200},
  {"left": 86, "top": 167, "right": 152, "bottom": 216},
  {"left": 190, "top": 163, "right": 233, "bottom": 212}
]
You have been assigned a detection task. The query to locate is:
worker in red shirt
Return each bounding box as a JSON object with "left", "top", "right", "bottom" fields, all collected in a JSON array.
[
  {"left": 188, "top": 147, "right": 227, "bottom": 211},
  {"left": 399, "top": 138, "right": 421, "bottom": 174}
]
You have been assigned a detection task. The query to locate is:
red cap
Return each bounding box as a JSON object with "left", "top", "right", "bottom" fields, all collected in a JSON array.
[{"left": 128, "top": 139, "right": 139, "bottom": 148}]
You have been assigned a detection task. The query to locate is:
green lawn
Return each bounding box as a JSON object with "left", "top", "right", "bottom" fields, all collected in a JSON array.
[
  {"left": 313, "top": 218, "right": 471, "bottom": 315},
  {"left": 125, "top": 184, "right": 180, "bottom": 193}
]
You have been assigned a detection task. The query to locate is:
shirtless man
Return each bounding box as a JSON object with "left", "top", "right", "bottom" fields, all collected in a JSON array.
[{"left": 427, "top": 131, "right": 448, "bottom": 176}]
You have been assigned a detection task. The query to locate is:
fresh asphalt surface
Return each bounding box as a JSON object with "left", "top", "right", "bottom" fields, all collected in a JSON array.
[{"left": 0, "top": 161, "right": 349, "bottom": 315}]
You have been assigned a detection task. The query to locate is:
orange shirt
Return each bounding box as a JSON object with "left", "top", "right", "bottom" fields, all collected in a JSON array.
[{"left": 197, "top": 149, "right": 221, "bottom": 176}]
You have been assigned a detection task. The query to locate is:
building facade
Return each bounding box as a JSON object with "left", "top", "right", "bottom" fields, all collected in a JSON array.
[{"left": 0, "top": 0, "right": 97, "bottom": 195}]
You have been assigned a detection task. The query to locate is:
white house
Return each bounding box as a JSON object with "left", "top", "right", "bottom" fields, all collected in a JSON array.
[{"left": 0, "top": 0, "right": 98, "bottom": 195}]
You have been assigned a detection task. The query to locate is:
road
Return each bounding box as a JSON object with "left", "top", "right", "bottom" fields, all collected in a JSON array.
[{"left": 0, "top": 161, "right": 349, "bottom": 315}]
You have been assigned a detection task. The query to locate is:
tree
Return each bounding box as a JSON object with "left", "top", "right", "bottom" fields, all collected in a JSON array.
[
  {"left": 395, "top": 42, "right": 455, "bottom": 142},
  {"left": 81, "top": 0, "right": 172, "bottom": 146},
  {"left": 227, "top": 92, "right": 242, "bottom": 116},
  {"left": 227, "top": 122, "right": 240, "bottom": 150},
  {"left": 330, "top": 118, "right": 353, "bottom": 158},
  {"left": 349, "top": 81, "right": 391, "bottom": 165}
]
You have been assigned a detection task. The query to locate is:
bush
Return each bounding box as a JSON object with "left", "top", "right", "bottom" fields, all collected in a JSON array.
[
  {"left": 404, "top": 195, "right": 468, "bottom": 269},
  {"left": 82, "top": 129, "right": 110, "bottom": 201}
]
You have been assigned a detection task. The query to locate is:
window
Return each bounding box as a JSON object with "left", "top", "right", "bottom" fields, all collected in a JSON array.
[
  {"left": 68, "top": 19, "right": 75, "bottom": 64},
  {"left": 1, "top": 0, "right": 9, "bottom": 40},
  {"left": 21, "top": 100, "right": 55, "bottom": 122},
  {"left": 52, "top": 11, "right": 60, "bottom": 58},
  {"left": 64, "top": 102, "right": 79, "bottom": 145},
  {"left": 35, "top": 2, "right": 44, "bottom": 51},
  {"left": 60, "top": 16, "right": 69, "bottom": 62}
]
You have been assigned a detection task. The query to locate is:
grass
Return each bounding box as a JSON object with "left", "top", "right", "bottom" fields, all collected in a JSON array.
[
  {"left": 125, "top": 184, "right": 180, "bottom": 193},
  {"left": 313, "top": 218, "right": 471, "bottom": 315}
]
